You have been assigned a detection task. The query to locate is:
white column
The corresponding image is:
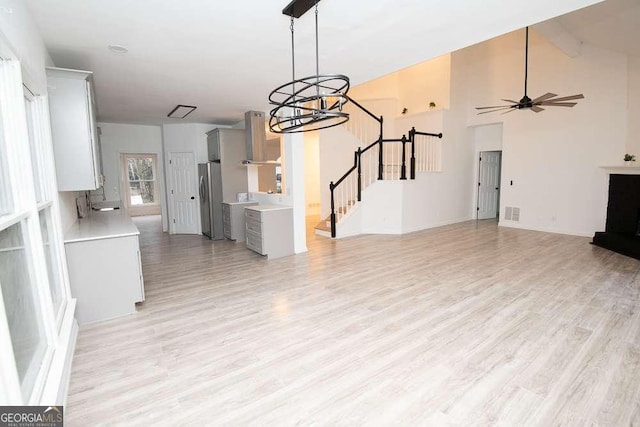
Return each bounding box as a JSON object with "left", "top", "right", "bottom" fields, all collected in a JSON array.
[{"left": 283, "top": 132, "right": 307, "bottom": 253}]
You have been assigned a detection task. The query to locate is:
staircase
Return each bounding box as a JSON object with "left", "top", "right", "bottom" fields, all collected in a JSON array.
[
  {"left": 315, "top": 96, "right": 443, "bottom": 238},
  {"left": 315, "top": 200, "right": 357, "bottom": 237}
]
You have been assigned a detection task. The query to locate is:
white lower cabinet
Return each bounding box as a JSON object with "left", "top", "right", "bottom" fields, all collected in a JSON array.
[
  {"left": 64, "top": 210, "right": 144, "bottom": 324},
  {"left": 245, "top": 205, "right": 294, "bottom": 260},
  {"left": 223, "top": 201, "right": 258, "bottom": 242}
]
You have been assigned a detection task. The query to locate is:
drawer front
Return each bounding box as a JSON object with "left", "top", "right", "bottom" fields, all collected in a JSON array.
[
  {"left": 245, "top": 217, "right": 262, "bottom": 234},
  {"left": 223, "top": 220, "right": 232, "bottom": 239},
  {"left": 246, "top": 231, "right": 264, "bottom": 254},
  {"left": 245, "top": 209, "right": 262, "bottom": 223}
]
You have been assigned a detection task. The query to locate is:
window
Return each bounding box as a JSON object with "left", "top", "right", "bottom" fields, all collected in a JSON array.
[
  {"left": 0, "top": 129, "right": 11, "bottom": 216},
  {"left": 24, "top": 89, "right": 66, "bottom": 324},
  {"left": 0, "top": 221, "right": 48, "bottom": 401},
  {"left": 127, "top": 155, "right": 156, "bottom": 205},
  {"left": 24, "top": 90, "right": 44, "bottom": 203},
  {"left": 38, "top": 209, "right": 63, "bottom": 317},
  {"left": 0, "top": 56, "right": 72, "bottom": 405},
  {"left": 121, "top": 153, "right": 161, "bottom": 216}
]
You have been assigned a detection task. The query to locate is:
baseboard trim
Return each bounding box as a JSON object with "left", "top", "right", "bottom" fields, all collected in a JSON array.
[
  {"left": 498, "top": 221, "right": 594, "bottom": 238},
  {"left": 400, "top": 217, "right": 473, "bottom": 234}
]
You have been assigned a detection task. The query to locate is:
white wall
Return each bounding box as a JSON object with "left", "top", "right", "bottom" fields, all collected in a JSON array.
[
  {"left": 97, "top": 122, "right": 165, "bottom": 227},
  {"left": 398, "top": 54, "right": 451, "bottom": 112},
  {"left": 347, "top": 54, "right": 451, "bottom": 117},
  {"left": 628, "top": 55, "right": 640, "bottom": 156},
  {"left": 473, "top": 123, "right": 503, "bottom": 152},
  {"left": 318, "top": 126, "right": 363, "bottom": 219},
  {"left": 457, "top": 29, "right": 627, "bottom": 236},
  {"left": 348, "top": 72, "right": 400, "bottom": 104},
  {"left": 0, "top": 0, "right": 51, "bottom": 92},
  {"left": 304, "top": 132, "right": 321, "bottom": 216}
]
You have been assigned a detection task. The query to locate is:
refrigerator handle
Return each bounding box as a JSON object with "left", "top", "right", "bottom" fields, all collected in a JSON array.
[{"left": 199, "top": 176, "right": 205, "bottom": 202}]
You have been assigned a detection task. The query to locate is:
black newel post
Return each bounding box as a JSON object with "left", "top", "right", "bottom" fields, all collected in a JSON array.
[
  {"left": 357, "top": 147, "right": 362, "bottom": 202},
  {"left": 410, "top": 127, "right": 416, "bottom": 179},
  {"left": 400, "top": 135, "right": 407, "bottom": 180},
  {"left": 330, "top": 181, "right": 336, "bottom": 238},
  {"left": 377, "top": 116, "right": 384, "bottom": 180}
]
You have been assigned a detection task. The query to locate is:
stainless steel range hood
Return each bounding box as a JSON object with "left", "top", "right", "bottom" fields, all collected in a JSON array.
[{"left": 243, "top": 111, "right": 281, "bottom": 166}]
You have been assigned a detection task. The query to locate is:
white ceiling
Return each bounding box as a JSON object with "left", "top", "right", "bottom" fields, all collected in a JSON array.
[
  {"left": 25, "top": 0, "right": 604, "bottom": 125},
  {"left": 554, "top": 0, "right": 640, "bottom": 57}
]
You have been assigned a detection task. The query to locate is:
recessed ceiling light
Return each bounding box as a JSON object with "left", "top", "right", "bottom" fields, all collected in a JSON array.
[
  {"left": 108, "top": 45, "right": 129, "bottom": 54},
  {"left": 167, "top": 105, "right": 197, "bottom": 119}
]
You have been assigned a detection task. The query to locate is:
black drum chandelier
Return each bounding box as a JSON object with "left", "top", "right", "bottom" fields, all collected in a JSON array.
[{"left": 268, "top": 0, "right": 350, "bottom": 133}]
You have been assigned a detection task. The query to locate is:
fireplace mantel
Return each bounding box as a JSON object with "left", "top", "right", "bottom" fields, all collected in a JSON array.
[{"left": 600, "top": 165, "right": 640, "bottom": 175}]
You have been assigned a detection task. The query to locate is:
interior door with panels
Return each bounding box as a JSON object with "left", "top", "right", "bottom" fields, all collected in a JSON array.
[
  {"left": 169, "top": 151, "right": 198, "bottom": 234},
  {"left": 477, "top": 151, "right": 502, "bottom": 220}
]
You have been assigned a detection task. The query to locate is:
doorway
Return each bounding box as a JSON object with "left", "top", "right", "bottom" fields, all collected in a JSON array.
[
  {"left": 477, "top": 151, "right": 502, "bottom": 220},
  {"left": 121, "top": 153, "right": 161, "bottom": 216}
]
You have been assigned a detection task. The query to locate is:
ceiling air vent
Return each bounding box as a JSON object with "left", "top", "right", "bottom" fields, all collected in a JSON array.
[{"left": 167, "top": 105, "right": 196, "bottom": 119}]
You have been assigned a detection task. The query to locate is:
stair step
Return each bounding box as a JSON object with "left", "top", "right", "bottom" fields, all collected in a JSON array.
[
  {"left": 314, "top": 227, "right": 331, "bottom": 238},
  {"left": 314, "top": 217, "right": 331, "bottom": 233}
]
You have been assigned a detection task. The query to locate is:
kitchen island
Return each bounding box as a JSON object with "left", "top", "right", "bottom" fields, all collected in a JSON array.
[{"left": 64, "top": 206, "right": 144, "bottom": 324}]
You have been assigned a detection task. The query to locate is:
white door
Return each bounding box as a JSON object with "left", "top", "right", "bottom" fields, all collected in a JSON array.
[
  {"left": 169, "top": 152, "right": 199, "bottom": 234},
  {"left": 477, "top": 151, "right": 502, "bottom": 220}
]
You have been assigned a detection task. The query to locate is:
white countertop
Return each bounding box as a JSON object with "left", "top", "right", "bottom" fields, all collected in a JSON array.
[
  {"left": 246, "top": 204, "right": 293, "bottom": 212},
  {"left": 64, "top": 207, "right": 139, "bottom": 243},
  {"left": 223, "top": 201, "right": 258, "bottom": 206}
]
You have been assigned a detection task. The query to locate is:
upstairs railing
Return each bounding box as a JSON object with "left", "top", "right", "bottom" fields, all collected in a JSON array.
[{"left": 329, "top": 96, "right": 442, "bottom": 237}]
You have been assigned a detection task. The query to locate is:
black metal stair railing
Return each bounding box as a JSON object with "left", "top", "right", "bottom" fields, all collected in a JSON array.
[{"left": 328, "top": 95, "right": 443, "bottom": 238}]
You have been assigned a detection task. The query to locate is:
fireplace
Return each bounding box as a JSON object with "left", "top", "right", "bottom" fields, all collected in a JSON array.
[{"left": 592, "top": 174, "right": 640, "bottom": 260}]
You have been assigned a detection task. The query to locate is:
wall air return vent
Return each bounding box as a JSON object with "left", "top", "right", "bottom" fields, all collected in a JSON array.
[
  {"left": 511, "top": 207, "right": 520, "bottom": 221},
  {"left": 504, "top": 207, "right": 520, "bottom": 221}
]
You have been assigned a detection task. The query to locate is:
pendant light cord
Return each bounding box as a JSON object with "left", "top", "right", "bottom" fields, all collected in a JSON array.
[
  {"left": 524, "top": 26, "right": 529, "bottom": 97},
  {"left": 315, "top": 1, "right": 320, "bottom": 101},
  {"left": 290, "top": 16, "right": 296, "bottom": 102}
]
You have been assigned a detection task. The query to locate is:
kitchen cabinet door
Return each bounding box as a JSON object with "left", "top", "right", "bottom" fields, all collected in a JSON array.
[{"left": 47, "top": 67, "right": 102, "bottom": 191}]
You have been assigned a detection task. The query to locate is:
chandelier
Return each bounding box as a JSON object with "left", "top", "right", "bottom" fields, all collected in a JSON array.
[{"left": 268, "top": 0, "right": 350, "bottom": 133}]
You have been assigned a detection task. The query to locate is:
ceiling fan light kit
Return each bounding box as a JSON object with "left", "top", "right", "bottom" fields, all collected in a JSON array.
[
  {"left": 476, "top": 27, "right": 584, "bottom": 115},
  {"left": 268, "top": 0, "right": 350, "bottom": 133}
]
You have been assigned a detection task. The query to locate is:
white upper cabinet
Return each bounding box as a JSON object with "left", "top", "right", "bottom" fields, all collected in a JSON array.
[{"left": 46, "top": 67, "right": 102, "bottom": 191}]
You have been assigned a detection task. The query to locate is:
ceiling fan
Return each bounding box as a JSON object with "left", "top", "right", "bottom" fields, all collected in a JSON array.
[{"left": 476, "top": 27, "right": 584, "bottom": 115}]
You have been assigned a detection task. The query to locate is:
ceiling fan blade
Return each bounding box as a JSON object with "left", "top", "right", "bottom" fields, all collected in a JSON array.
[
  {"left": 531, "top": 92, "right": 557, "bottom": 103},
  {"left": 546, "top": 94, "right": 584, "bottom": 102},
  {"left": 501, "top": 99, "right": 520, "bottom": 104},
  {"left": 476, "top": 105, "right": 512, "bottom": 110},
  {"left": 539, "top": 102, "right": 578, "bottom": 107},
  {"left": 501, "top": 108, "right": 518, "bottom": 115},
  {"left": 531, "top": 105, "right": 545, "bottom": 113},
  {"left": 477, "top": 106, "right": 515, "bottom": 115}
]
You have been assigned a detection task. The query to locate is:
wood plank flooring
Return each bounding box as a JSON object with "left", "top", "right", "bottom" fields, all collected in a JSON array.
[{"left": 65, "top": 217, "right": 640, "bottom": 426}]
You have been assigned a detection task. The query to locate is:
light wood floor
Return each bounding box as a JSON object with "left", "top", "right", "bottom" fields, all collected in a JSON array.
[{"left": 65, "top": 217, "right": 640, "bottom": 426}]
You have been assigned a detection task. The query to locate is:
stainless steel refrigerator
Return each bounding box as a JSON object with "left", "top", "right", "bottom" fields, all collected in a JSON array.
[{"left": 198, "top": 162, "right": 224, "bottom": 240}]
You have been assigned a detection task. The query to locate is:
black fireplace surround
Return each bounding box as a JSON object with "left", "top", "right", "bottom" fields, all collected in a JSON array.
[{"left": 592, "top": 174, "right": 640, "bottom": 260}]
